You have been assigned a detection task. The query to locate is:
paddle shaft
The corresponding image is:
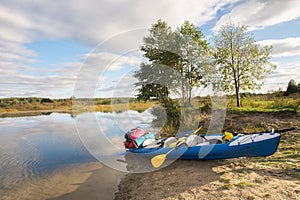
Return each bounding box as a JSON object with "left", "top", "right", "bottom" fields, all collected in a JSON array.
[
  {"left": 273, "top": 127, "right": 295, "bottom": 133},
  {"left": 164, "top": 127, "right": 202, "bottom": 156},
  {"left": 235, "top": 127, "right": 295, "bottom": 135},
  {"left": 176, "top": 127, "right": 202, "bottom": 138},
  {"left": 151, "top": 128, "right": 200, "bottom": 168},
  {"left": 165, "top": 140, "right": 185, "bottom": 156}
]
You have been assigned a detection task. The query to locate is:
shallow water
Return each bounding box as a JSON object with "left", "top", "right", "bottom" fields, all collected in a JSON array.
[{"left": 0, "top": 110, "right": 154, "bottom": 199}]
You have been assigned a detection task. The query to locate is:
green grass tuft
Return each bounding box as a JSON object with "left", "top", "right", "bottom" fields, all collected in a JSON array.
[
  {"left": 234, "top": 182, "right": 254, "bottom": 188},
  {"left": 219, "top": 178, "right": 231, "bottom": 183}
]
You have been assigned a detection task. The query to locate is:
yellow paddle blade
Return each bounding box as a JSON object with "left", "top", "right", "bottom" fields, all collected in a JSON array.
[{"left": 151, "top": 154, "right": 167, "bottom": 168}]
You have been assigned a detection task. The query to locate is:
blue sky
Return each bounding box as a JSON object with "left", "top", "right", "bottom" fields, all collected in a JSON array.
[{"left": 1, "top": 0, "right": 300, "bottom": 98}]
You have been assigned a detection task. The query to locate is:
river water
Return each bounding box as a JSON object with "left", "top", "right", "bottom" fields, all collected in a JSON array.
[{"left": 0, "top": 110, "right": 155, "bottom": 199}]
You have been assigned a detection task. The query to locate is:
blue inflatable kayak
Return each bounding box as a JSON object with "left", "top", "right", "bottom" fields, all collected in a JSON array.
[{"left": 128, "top": 132, "right": 282, "bottom": 160}]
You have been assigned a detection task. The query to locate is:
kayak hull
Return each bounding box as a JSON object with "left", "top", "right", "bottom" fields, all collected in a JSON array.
[{"left": 129, "top": 132, "right": 281, "bottom": 160}]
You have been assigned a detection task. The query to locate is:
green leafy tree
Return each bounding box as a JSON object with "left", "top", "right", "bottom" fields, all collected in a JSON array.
[
  {"left": 285, "top": 79, "right": 298, "bottom": 95},
  {"left": 135, "top": 20, "right": 179, "bottom": 100},
  {"left": 134, "top": 20, "right": 210, "bottom": 134},
  {"left": 213, "top": 23, "right": 276, "bottom": 107},
  {"left": 135, "top": 20, "right": 181, "bottom": 133},
  {"left": 135, "top": 20, "right": 210, "bottom": 104},
  {"left": 174, "top": 21, "right": 210, "bottom": 104}
]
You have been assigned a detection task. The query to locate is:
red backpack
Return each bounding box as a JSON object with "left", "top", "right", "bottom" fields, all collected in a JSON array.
[{"left": 124, "top": 141, "right": 137, "bottom": 148}]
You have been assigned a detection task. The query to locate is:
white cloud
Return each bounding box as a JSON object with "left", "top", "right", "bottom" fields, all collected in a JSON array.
[
  {"left": 0, "top": 61, "right": 81, "bottom": 98},
  {"left": 72, "top": 51, "right": 142, "bottom": 98},
  {"left": 0, "top": 0, "right": 241, "bottom": 98},
  {"left": 257, "top": 37, "right": 300, "bottom": 57},
  {"left": 110, "top": 73, "right": 139, "bottom": 97},
  {"left": 1, "top": 0, "right": 238, "bottom": 45},
  {"left": 94, "top": 64, "right": 140, "bottom": 98},
  {"left": 85, "top": 52, "right": 141, "bottom": 72},
  {"left": 256, "top": 58, "right": 300, "bottom": 92},
  {"left": 1, "top": 0, "right": 300, "bottom": 97},
  {"left": 213, "top": 0, "right": 300, "bottom": 31}
]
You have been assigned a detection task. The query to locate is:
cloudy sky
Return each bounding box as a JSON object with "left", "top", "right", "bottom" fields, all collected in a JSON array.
[{"left": 1, "top": 0, "right": 300, "bottom": 98}]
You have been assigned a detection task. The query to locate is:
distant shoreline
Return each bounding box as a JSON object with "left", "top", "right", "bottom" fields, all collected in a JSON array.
[
  {"left": 0, "top": 109, "right": 70, "bottom": 118},
  {"left": 0, "top": 98, "right": 156, "bottom": 117}
]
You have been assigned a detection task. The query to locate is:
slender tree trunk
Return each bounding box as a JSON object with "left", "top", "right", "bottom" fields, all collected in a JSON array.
[
  {"left": 181, "top": 77, "right": 185, "bottom": 103},
  {"left": 234, "top": 81, "right": 240, "bottom": 107},
  {"left": 233, "top": 66, "right": 240, "bottom": 107},
  {"left": 230, "top": 27, "right": 240, "bottom": 107},
  {"left": 188, "top": 87, "right": 192, "bottom": 104}
]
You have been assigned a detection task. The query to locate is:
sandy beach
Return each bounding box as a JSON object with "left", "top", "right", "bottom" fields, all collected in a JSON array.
[{"left": 115, "top": 159, "right": 300, "bottom": 200}]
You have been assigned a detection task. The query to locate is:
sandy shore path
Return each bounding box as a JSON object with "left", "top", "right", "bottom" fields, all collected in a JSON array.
[
  {"left": 115, "top": 160, "right": 222, "bottom": 200},
  {"left": 115, "top": 159, "right": 300, "bottom": 200}
]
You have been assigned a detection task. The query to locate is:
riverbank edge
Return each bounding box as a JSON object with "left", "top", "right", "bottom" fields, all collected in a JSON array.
[{"left": 0, "top": 109, "right": 70, "bottom": 118}]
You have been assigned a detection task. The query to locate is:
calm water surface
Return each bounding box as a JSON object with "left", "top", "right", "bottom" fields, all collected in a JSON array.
[{"left": 0, "top": 110, "right": 154, "bottom": 199}]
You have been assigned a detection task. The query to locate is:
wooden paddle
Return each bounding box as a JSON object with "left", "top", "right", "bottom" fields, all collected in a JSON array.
[{"left": 151, "top": 127, "right": 202, "bottom": 168}]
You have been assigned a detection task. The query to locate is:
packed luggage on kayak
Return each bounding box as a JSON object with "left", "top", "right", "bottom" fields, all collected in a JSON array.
[
  {"left": 123, "top": 127, "right": 235, "bottom": 149},
  {"left": 124, "top": 127, "right": 163, "bottom": 148}
]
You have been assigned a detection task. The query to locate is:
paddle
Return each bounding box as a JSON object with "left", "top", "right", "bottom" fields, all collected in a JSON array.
[
  {"left": 150, "top": 140, "right": 185, "bottom": 168},
  {"left": 269, "top": 127, "right": 295, "bottom": 133},
  {"left": 233, "top": 127, "right": 296, "bottom": 135},
  {"left": 151, "top": 127, "right": 202, "bottom": 168}
]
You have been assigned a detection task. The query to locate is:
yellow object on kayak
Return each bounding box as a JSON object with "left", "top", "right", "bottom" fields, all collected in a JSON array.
[
  {"left": 169, "top": 137, "right": 186, "bottom": 148},
  {"left": 222, "top": 131, "right": 233, "bottom": 143}
]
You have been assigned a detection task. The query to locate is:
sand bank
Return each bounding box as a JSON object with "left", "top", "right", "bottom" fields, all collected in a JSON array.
[{"left": 115, "top": 159, "right": 300, "bottom": 200}]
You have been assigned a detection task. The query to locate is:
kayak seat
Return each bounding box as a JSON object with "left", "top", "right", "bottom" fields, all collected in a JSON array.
[
  {"left": 163, "top": 137, "right": 178, "bottom": 148},
  {"left": 186, "top": 135, "right": 205, "bottom": 146},
  {"left": 143, "top": 138, "right": 165, "bottom": 148},
  {"left": 208, "top": 139, "right": 222, "bottom": 144}
]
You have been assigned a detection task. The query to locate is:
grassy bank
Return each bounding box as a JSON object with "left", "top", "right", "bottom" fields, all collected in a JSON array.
[
  {"left": 227, "top": 92, "right": 300, "bottom": 113},
  {"left": 196, "top": 92, "right": 300, "bottom": 114},
  {"left": 154, "top": 92, "right": 299, "bottom": 136}
]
